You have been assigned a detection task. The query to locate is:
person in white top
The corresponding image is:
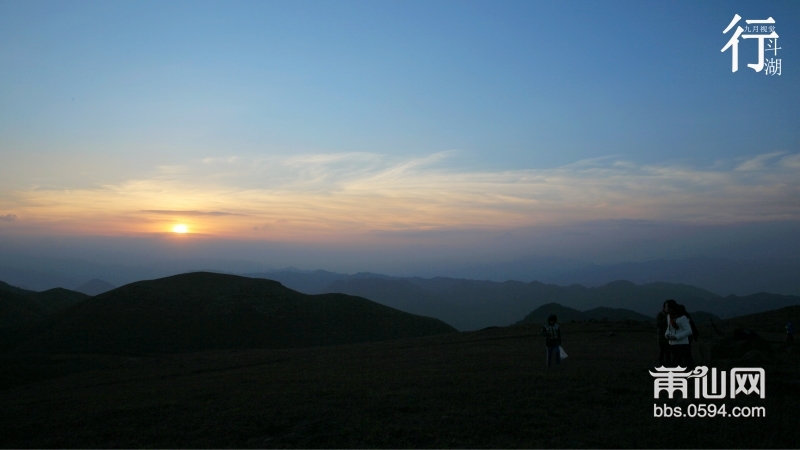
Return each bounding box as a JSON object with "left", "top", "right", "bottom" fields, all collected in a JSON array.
[
  {"left": 664, "top": 299, "right": 693, "bottom": 368},
  {"left": 540, "top": 314, "right": 562, "bottom": 366}
]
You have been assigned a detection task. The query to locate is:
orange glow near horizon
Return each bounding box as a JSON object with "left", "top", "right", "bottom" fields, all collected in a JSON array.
[{"left": 4, "top": 151, "right": 799, "bottom": 242}]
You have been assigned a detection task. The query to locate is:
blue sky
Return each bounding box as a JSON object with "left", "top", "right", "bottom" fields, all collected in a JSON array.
[{"left": 0, "top": 0, "right": 798, "bottom": 274}]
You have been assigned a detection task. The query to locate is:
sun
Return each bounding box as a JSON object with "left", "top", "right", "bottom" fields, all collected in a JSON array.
[{"left": 172, "top": 224, "right": 189, "bottom": 234}]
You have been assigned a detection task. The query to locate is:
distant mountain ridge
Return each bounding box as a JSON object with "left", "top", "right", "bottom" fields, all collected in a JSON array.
[
  {"left": 431, "top": 256, "right": 800, "bottom": 296},
  {"left": 544, "top": 257, "right": 800, "bottom": 297},
  {"left": 3, "top": 254, "right": 799, "bottom": 296},
  {"left": 243, "top": 269, "right": 398, "bottom": 295},
  {"left": 251, "top": 273, "right": 799, "bottom": 331},
  {"left": 516, "top": 303, "right": 647, "bottom": 325},
  {"left": 516, "top": 302, "right": 721, "bottom": 326},
  {"left": 74, "top": 279, "right": 116, "bottom": 296},
  {"left": 4, "top": 267, "right": 798, "bottom": 336}
]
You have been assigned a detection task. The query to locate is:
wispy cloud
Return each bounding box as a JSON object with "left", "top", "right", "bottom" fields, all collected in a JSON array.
[
  {"left": 0, "top": 214, "right": 17, "bottom": 222},
  {"left": 141, "top": 210, "right": 246, "bottom": 216},
  {"left": 4, "top": 151, "right": 799, "bottom": 238},
  {"left": 735, "top": 152, "right": 786, "bottom": 171}
]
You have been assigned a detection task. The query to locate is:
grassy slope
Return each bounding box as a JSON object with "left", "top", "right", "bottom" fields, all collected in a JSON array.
[{"left": 1, "top": 321, "right": 797, "bottom": 448}]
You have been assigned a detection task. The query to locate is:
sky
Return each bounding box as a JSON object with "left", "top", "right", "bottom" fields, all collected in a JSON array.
[{"left": 1, "top": 0, "right": 799, "bottom": 277}]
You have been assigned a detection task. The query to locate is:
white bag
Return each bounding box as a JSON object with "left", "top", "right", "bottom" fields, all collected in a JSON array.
[{"left": 546, "top": 346, "right": 569, "bottom": 364}]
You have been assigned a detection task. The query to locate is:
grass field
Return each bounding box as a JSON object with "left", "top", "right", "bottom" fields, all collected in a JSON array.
[{"left": 1, "top": 320, "right": 798, "bottom": 448}]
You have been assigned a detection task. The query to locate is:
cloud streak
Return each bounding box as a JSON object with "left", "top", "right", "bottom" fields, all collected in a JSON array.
[
  {"left": 3, "top": 151, "right": 799, "bottom": 238},
  {"left": 141, "top": 210, "right": 246, "bottom": 217}
]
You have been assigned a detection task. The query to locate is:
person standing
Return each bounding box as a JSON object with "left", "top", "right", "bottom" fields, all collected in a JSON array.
[
  {"left": 787, "top": 322, "right": 794, "bottom": 344},
  {"left": 656, "top": 301, "right": 671, "bottom": 366},
  {"left": 664, "top": 300, "right": 694, "bottom": 369},
  {"left": 540, "top": 314, "right": 562, "bottom": 367}
]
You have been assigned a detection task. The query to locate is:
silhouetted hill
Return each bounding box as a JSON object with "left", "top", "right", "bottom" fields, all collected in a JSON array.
[
  {"left": 703, "top": 293, "right": 800, "bottom": 319},
  {"left": 244, "top": 269, "right": 351, "bottom": 293},
  {"left": 516, "top": 302, "right": 652, "bottom": 325},
  {"left": 0, "top": 280, "right": 36, "bottom": 295},
  {"left": 716, "top": 305, "right": 800, "bottom": 335},
  {"left": 74, "top": 279, "right": 116, "bottom": 296},
  {"left": 29, "top": 288, "right": 91, "bottom": 314},
  {"left": 685, "top": 310, "right": 722, "bottom": 325},
  {"left": 0, "top": 290, "right": 47, "bottom": 328},
  {"left": 0, "top": 284, "right": 90, "bottom": 329},
  {"left": 321, "top": 277, "right": 798, "bottom": 330},
  {"left": 11, "top": 272, "right": 456, "bottom": 355},
  {"left": 581, "top": 306, "right": 651, "bottom": 322},
  {"left": 515, "top": 303, "right": 584, "bottom": 324}
]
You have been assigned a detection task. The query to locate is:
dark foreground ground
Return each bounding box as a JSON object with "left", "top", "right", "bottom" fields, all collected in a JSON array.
[{"left": 1, "top": 321, "right": 798, "bottom": 448}]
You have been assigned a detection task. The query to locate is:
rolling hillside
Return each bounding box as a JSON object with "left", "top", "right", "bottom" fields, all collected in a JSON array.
[
  {"left": 516, "top": 302, "right": 654, "bottom": 325},
  {"left": 0, "top": 283, "right": 90, "bottom": 329},
  {"left": 10, "top": 272, "right": 456, "bottom": 355},
  {"left": 716, "top": 305, "right": 800, "bottom": 335}
]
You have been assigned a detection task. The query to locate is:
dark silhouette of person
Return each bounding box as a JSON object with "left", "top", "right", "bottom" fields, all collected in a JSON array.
[
  {"left": 787, "top": 322, "right": 794, "bottom": 344},
  {"left": 656, "top": 301, "right": 671, "bottom": 366},
  {"left": 664, "top": 299, "right": 694, "bottom": 369},
  {"left": 540, "top": 313, "right": 562, "bottom": 366}
]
